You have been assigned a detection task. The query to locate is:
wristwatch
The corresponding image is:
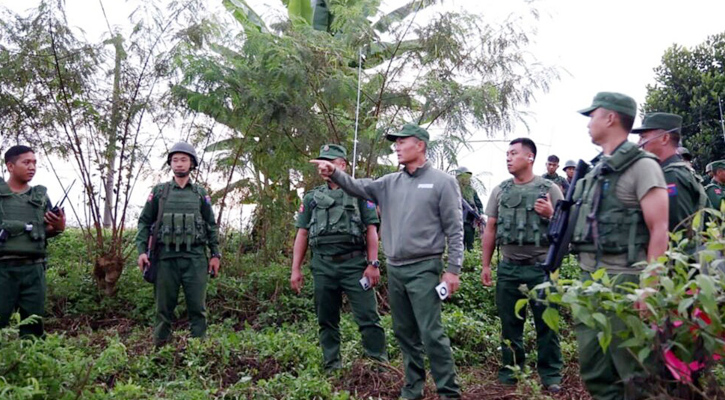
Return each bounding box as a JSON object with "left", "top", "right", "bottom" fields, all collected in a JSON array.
[
  {"left": 211, "top": 253, "right": 222, "bottom": 260},
  {"left": 368, "top": 260, "right": 380, "bottom": 268}
]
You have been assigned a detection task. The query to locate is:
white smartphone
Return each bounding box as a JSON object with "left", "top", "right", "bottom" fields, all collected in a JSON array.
[{"left": 359, "top": 276, "right": 371, "bottom": 291}]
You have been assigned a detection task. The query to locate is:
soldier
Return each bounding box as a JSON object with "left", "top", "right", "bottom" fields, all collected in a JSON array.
[
  {"left": 290, "top": 144, "right": 387, "bottom": 372},
  {"left": 703, "top": 162, "right": 714, "bottom": 186},
  {"left": 480, "top": 138, "right": 564, "bottom": 392},
  {"left": 634, "top": 113, "right": 710, "bottom": 232},
  {"left": 455, "top": 167, "right": 483, "bottom": 252},
  {"left": 311, "top": 124, "right": 462, "bottom": 399},
  {"left": 0, "top": 145, "right": 66, "bottom": 337},
  {"left": 572, "top": 92, "right": 669, "bottom": 400},
  {"left": 542, "top": 155, "right": 569, "bottom": 193},
  {"left": 562, "top": 160, "right": 576, "bottom": 186},
  {"left": 136, "top": 142, "right": 220, "bottom": 347},
  {"left": 677, "top": 147, "right": 694, "bottom": 169},
  {"left": 704, "top": 160, "right": 725, "bottom": 210}
]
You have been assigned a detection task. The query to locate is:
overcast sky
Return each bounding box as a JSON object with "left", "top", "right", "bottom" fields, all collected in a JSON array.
[{"left": 3, "top": 0, "right": 725, "bottom": 220}]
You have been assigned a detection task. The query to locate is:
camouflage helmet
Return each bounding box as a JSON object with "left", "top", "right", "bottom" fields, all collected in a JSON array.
[{"left": 167, "top": 142, "right": 199, "bottom": 168}]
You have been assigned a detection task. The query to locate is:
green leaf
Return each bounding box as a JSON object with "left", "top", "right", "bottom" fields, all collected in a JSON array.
[
  {"left": 597, "top": 331, "right": 612, "bottom": 352},
  {"left": 592, "top": 312, "right": 608, "bottom": 328},
  {"left": 592, "top": 268, "right": 606, "bottom": 281},
  {"left": 541, "top": 307, "right": 560, "bottom": 333},
  {"left": 223, "top": 0, "right": 268, "bottom": 32},
  {"left": 514, "top": 299, "right": 528, "bottom": 319},
  {"left": 288, "top": 0, "right": 313, "bottom": 25},
  {"left": 638, "top": 347, "right": 651, "bottom": 363}
]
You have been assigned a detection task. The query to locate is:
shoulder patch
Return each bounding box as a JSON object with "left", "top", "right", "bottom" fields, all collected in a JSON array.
[
  {"left": 147, "top": 192, "right": 154, "bottom": 202},
  {"left": 667, "top": 183, "right": 678, "bottom": 197},
  {"left": 716, "top": 188, "right": 722, "bottom": 195},
  {"left": 204, "top": 195, "right": 212, "bottom": 205},
  {"left": 366, "top": 200, "right": 376, "bottom": 209},
  {"left": 299, "top": 203, "right": 305, "bottom": 213}
]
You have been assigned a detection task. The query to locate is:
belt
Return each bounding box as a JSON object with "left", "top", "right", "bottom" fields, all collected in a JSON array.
[
  {"left": 319, "top": 250, "right": 365, "bottom": 262},
  {"left": 502, "top": 257, "right": 543, "bottom": 266},
  {"left": 0, "top": 257, "right": 45, "bottom": 266}
]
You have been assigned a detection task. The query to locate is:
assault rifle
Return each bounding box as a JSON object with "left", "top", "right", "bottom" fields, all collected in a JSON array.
[
  {"left": 144, "top": 184, "right": 170, "bottom": 283},
  {"left": 537, "top": 160, "right": 589, "bottom": 286},
  {"left": 462, "top": 199, "right": 486, "bottom": 228}
]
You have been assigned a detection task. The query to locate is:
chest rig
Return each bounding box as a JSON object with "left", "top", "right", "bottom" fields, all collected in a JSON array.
[
  {"left": 158, "top": 183, "right": 208, "bottom": 252},
  {"left": 0, "top": 181, "right": 48, "bottom": 257},
  {"left": 307, "top": 186, "right": 366, "bottom": 248},
  {"left": 495, "top": 178, "right": 552, "bottom": 247}
]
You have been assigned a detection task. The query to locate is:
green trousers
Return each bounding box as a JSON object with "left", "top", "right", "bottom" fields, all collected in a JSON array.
[
  {"left": 388, "top": 258, "right": 460, "bottom": 399},
  {"left": 495, "top": 260, "right": 562, "bottom": 386},
  {"left": 463, "top": 223, "right": 476, "bottom": 252},
  {"left": 311, "top": 252, "right": 387, "bottom": 371},
  {"left": 576, "top": 272, "right": 644, "bottom": 400},
  {"left": 154, "top": 256, "right": 208, "bottom": 346},
  {"left": 0, "top": 260, "right": 46, "bottom": 337}
]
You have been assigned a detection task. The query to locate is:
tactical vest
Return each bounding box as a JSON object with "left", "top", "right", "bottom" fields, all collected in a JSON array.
[
  {"left": 307, "top": 186, "right": 366, "bottom": 248},
  {"left": 0, "top": 181, "right": 48, "bottom": 257},
  {"left": 663, "top": 161, "right": 709, "bottom": 210},
  {"left": 571, "top": 142, "right": 654, "bottom": 263},
  {"left": 158, "top": 183, "right": 208, "bottom": 252},
  {"left": 495, "top": 178, "right": 551, "bottom": 247}
]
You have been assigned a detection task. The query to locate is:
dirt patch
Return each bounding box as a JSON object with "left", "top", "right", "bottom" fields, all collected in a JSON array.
[{"left": 222, "top": 354, "right": 283, "bottom": 386}]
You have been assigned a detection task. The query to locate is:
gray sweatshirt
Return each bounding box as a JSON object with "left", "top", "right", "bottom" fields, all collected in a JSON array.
[{"left": 331, "top": 161, "right": 464, "bottom": 274}]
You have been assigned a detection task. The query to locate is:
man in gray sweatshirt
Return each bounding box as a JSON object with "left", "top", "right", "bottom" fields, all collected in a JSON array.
[{"left": 311, "top": 124, "right": 462, "bottom": 399}]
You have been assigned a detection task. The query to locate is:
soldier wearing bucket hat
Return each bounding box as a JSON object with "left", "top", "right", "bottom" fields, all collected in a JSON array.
[
  {"left": 634, "top": 113, "right": 710, "bottom": 232},
  {"left": 562, "top": 160, "right": 576, "bottom": 185},
  {"left": 572, "top": 93, "right": 669, "bottom": 400},
  {"left": 310, "top": 124, "right": 463, "bottom": 399},
  {"left": 455, "top": 167, "right": 483, "bottom": 252},
  {"left": 291, "top": 144, "right": 387, "bottom": 372},
  {"left": 705, "top": 160, "right": 725, "bottom": 210}
]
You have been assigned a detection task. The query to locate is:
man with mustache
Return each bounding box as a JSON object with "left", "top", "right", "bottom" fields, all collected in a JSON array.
[{"left": 136, "top": 142, "right": 221, "bottom": 347}]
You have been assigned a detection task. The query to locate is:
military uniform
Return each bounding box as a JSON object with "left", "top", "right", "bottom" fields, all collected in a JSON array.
[
  {"left": 542, "top": 172, "right": 569, "bottom": 194},
  {"left": 296, "top": 145, "right": 386, "bottom": 370},
  {"left": 485, "top": 176, "right": 564, "bottom": 387},
  {"left": 632, "top": 113, "right": 710, "bottom": 232},
  {"left": 330, "top": 125, "right": 462, "bottom": 399},
  {"left": 704, "top": 161, "right": 725, "bottom": 211},
  {"left": 135, "top": 143, "right": 219, "bottom": 346},
  {"left": 0, "top": 179, "right": 53, "bottom": 337},
  {"left": 456, "top": 167, "right": 483, "bottom": 252},
  {"left": 573, "top": 93, "right": 667, "bottom": 400}
]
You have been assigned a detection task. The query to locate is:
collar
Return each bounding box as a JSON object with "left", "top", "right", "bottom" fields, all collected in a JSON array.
[
  {"left": 170, "top": 179, "right": 193, "bottom": 189},
  {"left": 403, "top": 161, "right": 431, "bottom": 177},
  {"left": 660, "top": 154, "right": 682, "bottom": 169}
]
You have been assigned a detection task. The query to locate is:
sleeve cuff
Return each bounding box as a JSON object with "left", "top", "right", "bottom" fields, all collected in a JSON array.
[{"left": 446, "top": 264, "right": 462, "bottom": 275}]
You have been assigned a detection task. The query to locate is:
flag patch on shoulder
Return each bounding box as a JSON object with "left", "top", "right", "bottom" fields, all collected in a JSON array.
[
  {"left": 667, "top": 183, "right": 677, "bottom": 197},
  {"left": 204, "top": 195, "right": 212, "bottom": 204},
  {"left": 147, "top": 193, "right": 154, "bottom": 202},
  {"left": 366, "top": 201, "right": 376, "bottom": 209},
  {"left": 418, "top": 183, "right": 434, "bottom": 189},
  {"left": 299, "top": 204, "right": 305, "bottom": 213}
]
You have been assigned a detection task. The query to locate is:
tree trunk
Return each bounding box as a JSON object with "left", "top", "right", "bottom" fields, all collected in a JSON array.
[{"left": 103, "top": 34, "right": 124, "bottom": 228}]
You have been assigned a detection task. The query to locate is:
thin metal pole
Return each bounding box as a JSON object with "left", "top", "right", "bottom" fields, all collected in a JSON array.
[
  {"left": 352, "top": 48, "right": 362, "bottom": 178},
  {"left": 719, "top": 97, "right": 725, "bottom": 143}
]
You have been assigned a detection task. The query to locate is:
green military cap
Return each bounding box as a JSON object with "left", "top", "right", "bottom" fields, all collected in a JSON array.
[
  {"left": 456, "top": 166, "right": 472, "bottom": 176},
  {"left": 706, "top": 162, "right": 714, "bottom": 173},
  {"left": 631, "top": 112, "right": 682, "bottom": 134},
  {"left": 386, "top": 124, "right": 430, "bottom": 143},
  {"left": 316, "top": 144, "right": 347, "bottom": 160},
  {"left": 712, "top": 160, "right": 725, "bottom": 172},
  {"left": 578, "top": 92, "right": 637, "bottom": 118},
  {"left": 562, "top": 160, "right": 576, "bottom": 170}
]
